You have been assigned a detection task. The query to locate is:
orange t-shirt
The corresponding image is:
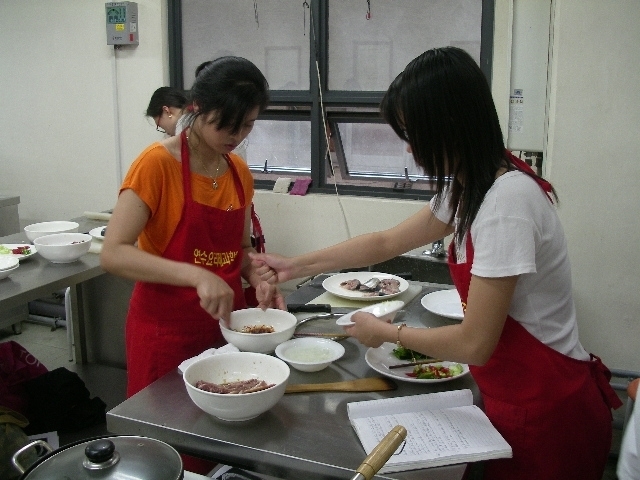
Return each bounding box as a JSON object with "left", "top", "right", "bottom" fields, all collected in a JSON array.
[{"left": 120, "top": 143, "right": 254, "bottom": 256}]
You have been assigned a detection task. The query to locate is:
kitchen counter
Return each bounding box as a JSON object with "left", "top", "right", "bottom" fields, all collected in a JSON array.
[
  {"left": 0, "top": 215, "right": 133, "bottom": 366},
  {"left": 107, "top": 279, "right": 478, "bottom": 480}
]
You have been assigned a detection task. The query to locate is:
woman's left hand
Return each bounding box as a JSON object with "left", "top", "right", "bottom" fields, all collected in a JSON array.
[
  {"left": 255, "top": 281, "right": 286, "bottom": 310},
  {"left": 344, "top": 312, "right": 392, "bottom": 348}
]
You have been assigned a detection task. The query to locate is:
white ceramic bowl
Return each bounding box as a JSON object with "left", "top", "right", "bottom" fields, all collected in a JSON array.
[
  {"left": 220, "top": 308, "right": 297, "bottom": 353},
  {"left": 275, "top": 337, "right": 345, "bottom": 372},
  {"left": 34, "top": 233, "right": 92, "bottom": 263},
  {"left": 0, "top": 255, "right": 19, "bottom": 271},
  {"left": 24, "top": 221, "right": 79, "bottom": 242},
  {"left": 0, "top": 263, "right": 18, "bottom": 280},
  {"left": 183, "top": 352, "right": 290, "bottom": 421}
]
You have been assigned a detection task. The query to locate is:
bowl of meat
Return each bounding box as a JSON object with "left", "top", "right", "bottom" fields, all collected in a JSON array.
[
  {"left": 219, "top": 308, "right": 298, "bottom": 354},
  {"left": 33, "top": 233, "right": 92, "bottom": 263},
  {"left": 24, "top": 221, "right": 79, "bottom": 242},
  {"left": 183, "top": 351, "right": 290, "bottom": 421}
]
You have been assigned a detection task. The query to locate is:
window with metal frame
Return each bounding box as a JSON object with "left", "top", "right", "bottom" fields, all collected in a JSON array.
[{"left": 169, "top": 0, "right": 494, "bottom": 199}]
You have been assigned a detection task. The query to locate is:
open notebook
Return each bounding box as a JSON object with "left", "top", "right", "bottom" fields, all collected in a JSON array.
[{"left": 347, "top": 389, "right": 512, "bottom": 473}]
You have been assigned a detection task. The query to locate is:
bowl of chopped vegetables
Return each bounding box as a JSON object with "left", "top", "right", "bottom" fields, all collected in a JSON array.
[
  {"left": 219, "top": 308, "right": 297, "bottom": 354},
  {"left": 183, "top": 351, "right": 290, "bottom": 421},
  {"left": 33, "top": 233, "right": 92, "bottom": 263},
  {"left": 365, "top": 342, "right": 469, "bottom": 384}
]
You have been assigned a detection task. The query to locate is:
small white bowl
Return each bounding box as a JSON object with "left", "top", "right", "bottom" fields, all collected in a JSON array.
[
  {"left": 24, "top": 221, "right": 79, "bottom": 242},
  {"left": 0, "top": 263, "right": 18, "bottom": 280},
  {"left": 336, "top": 300, "right": 405, "bottom": 327},
  {"left": 0, "top": 256, "right": 19, "bottom": 271},
  {"left": 220, "top": 308, "right": 297, "bottom": 354},
  {"left": 275, "top": 337, "right": 345, "bottom": 372},
  {"left": 183, "top": 352, "right": 290, "bottom": 421},
  {"left": 34, "top": 233, "right": 92, "bottom": 263}
]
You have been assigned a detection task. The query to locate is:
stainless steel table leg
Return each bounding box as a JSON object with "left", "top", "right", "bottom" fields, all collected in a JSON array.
[{"left": 69, "top": 284, "right": 88, "bottom": 364}]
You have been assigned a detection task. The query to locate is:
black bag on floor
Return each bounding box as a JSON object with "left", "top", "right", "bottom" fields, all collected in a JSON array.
[{"left": 21, "top": 367, "right": 106, "bottom": 434}]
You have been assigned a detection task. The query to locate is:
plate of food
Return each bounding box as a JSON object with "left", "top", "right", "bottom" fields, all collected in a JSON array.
[
  {"left": 89, "top": 226, "right": 107, "bottom": 241},
  {"left": 365, "top": 342, "right": 469, "bottom": 384},
  {"left": 322, "top": 272, "right": 409, "bottom": 301},
  {"left": 421, "top": 289, "right": 464, "bottom": 320},
  {"left": 335, "top": 300, "right": 404, "bottom": 326},
  {"left": 0, "top": 244, "right": 37, "bottom": 261}
]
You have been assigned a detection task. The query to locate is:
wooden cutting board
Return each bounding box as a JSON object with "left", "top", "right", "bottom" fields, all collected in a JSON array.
[{"left": 285, "top": 377, "right": 397, "bottom": 394}]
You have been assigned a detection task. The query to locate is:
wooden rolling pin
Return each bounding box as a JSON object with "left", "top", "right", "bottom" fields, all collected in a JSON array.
[
  {"left": 285, "top": 377, "right": 396, "bottom": 394},
  {"left": 351, "top": 425, "right": 407, "bottom": 480}
]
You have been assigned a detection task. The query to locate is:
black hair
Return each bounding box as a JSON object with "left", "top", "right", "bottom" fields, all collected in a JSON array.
[
  {"left": 189, "top": 56, "right": 269, "bottom": 135},
  {"left": 195, "top": 61, "right": 212, "bottom": 78},
  {"left": 381, "top": 46, "right": 553, "bottom": 244},
  {"left": 145, "top": 87, "right": 187, "bottom": 118}
]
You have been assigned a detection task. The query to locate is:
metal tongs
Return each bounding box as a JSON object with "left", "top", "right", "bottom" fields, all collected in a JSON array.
[{"left": 350, "top": 425, "right": 407, "bottom": 480}]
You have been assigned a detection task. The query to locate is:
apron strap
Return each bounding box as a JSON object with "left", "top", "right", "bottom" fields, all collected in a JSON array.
[
  {"left": 590, "top": 353, "right": 624, "bottom": 411},
  {"left": 506, "top": 150, "right": 554, "bottom": 203}
]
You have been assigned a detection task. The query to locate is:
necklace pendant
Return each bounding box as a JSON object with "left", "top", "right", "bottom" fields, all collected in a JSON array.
[{"left": 212, "top": 180, "right": 218, "bottom": 189}]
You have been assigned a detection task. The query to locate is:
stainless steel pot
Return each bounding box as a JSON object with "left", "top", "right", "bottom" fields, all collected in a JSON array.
[{"left": 12, "top": 435, "right": 183, "bottom": 480}]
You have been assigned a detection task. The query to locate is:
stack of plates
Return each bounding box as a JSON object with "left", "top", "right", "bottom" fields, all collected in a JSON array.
[{"left": 0, "top": 256, "right": 19, "bottom": 280}]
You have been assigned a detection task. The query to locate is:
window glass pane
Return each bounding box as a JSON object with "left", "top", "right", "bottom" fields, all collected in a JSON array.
[
  {"left": 326, "top": 122, "right": 432, "bottom": 191},
  {"left": 334, "top": 122, "right": 424, "bottom": 178},
  {"left": 246, "top": 120, "right": 311, "bottom": 176},
  {"left": 182, "top": 0, "right": 310, "bottom": 90},
  {"left": 328, "top": 0, "right": 482, "bottom": 91}
]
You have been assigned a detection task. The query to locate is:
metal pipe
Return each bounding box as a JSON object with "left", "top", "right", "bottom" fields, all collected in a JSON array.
[{"left": 26, "top": 314, "right": 67, "bottom": 330}]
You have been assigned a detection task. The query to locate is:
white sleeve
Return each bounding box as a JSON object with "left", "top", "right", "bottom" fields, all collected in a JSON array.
[
  {"left": 471, "top": 214, "right": 538, "bottom": 277},
  {"left": 429, "top": 190, "right": 454, "bottom": 225}
]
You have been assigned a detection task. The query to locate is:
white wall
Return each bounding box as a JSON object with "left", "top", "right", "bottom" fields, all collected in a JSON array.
[
  {"left": 545, "top": 0, "right": 640, "bottom": 371},
  {"left": 0, "top": 0, "right": 166, "bottom": 223},
  {"left": 0, "top": 0, "right": 638, "bottom": 372}
]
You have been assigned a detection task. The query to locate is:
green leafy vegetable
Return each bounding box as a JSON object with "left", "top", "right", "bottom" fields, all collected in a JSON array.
[{"left": 392, "top": 346, "right": 427, "bottom": 361}]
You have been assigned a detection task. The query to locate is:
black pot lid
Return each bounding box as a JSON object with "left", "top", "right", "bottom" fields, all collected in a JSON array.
[{"left": 24, "top": 436, "right": 183, "bottom": 480}]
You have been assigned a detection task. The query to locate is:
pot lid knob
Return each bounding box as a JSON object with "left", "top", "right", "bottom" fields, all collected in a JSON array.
[{"left": 85, "top": 439, "right": 116, "bottom": 463}]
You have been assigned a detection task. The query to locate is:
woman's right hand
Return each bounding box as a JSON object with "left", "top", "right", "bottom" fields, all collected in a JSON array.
[{"left": 193, "top": 268, "right": 235, "bottom": 325}]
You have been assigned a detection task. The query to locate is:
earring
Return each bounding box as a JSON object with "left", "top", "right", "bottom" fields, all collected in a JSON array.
[{"left": 168, "top": 114, "right": 172, "bottom": 118}]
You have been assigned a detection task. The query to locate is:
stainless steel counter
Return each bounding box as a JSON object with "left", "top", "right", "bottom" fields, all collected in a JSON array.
[
  {"left": 0, "top": 216, "right": 132, "bottom": 366},
  {"left": 107, "top": 280, "right": 479, "bottom": 480}
]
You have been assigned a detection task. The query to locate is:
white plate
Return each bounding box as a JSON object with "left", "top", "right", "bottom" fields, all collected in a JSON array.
[
  {"left": 322, "top": 272, "right": 409, "bottom": 301},
  {"left": 89, "top": 226, "right": 107, "bottom": 241},
  {"left": 421, "top": 289, "right": 464, "bottom": 320},
  {"left": 0, "top": 244, "right": 37, "bottom": 261},
  {"left": 365, "top": 342, "right": 469, "bottom": 384},
  {"left": 336, "top": 300, "right": 404, "bottom": 326}
]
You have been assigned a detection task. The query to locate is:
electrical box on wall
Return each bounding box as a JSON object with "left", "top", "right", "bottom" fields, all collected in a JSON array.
[
  {"left": 507, "top": 0, "right": 552, "bottom": 152},
  {"left": 105, "top": 2, "right": 138, "bottom": 46}
]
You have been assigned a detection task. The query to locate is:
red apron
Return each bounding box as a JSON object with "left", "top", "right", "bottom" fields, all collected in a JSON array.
[
  {"left": 125, "top": 131, "right": 247, "bottom": 397},
  {"left": 449, "top": 161, "right": 621, "bottom": 479}
]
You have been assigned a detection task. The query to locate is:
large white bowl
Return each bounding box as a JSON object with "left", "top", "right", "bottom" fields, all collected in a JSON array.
[
  {"left": 275, "top": 337, "right": 345, "bottom": 372},
  {"left": 24, "top": 221, "right": 79, "bottom": 242},
  {"left": 34, "top": 233, "right": 92, "bottom": 263},
  {"left": 220, "top": 308, "right": 297, "bottom": 353},
  {"left": 183, "top": 352, "right": 290, "bottom": 421}
]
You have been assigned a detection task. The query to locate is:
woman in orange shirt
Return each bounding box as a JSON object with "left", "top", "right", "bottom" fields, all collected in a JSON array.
[{"left": 101, "top": 57, "right": 285, "bottom": 399}]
